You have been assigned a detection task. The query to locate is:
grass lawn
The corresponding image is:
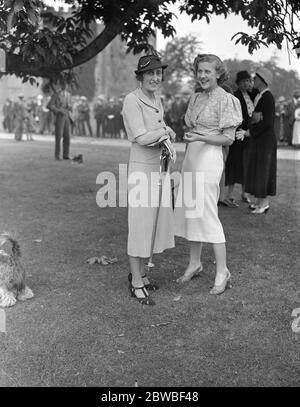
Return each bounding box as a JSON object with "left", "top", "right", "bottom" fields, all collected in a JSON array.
[{"left": 0, "top": 138, "right": 299, "bottom": 387}]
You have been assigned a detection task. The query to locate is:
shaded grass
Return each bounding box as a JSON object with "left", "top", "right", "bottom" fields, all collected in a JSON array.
[{"left": 0, "top": 139, "right": 299, "bottom": 387}]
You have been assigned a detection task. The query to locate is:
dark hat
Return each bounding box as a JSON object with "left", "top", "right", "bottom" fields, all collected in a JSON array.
[
  {"left": 236, "top": 70, "right": 251, "bottom": 83},
  {"left": 135, "top": 55, "right": 168, "bottom": 75}
]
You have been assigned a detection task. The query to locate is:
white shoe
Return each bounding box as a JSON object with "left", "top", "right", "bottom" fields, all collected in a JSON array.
[
  {"left": 210, "top": 270, "right": 231, "bottom": 295},
  {"left": 251, "top": 205, "right": 270, "bottom": 214},
  {"left": 176, "top": 265, "right": 203, "bottom": 284}
]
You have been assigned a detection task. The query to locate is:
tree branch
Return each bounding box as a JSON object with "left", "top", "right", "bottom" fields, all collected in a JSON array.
[{"left": 5, "top": 0, "right": 167, "bottom": 77}]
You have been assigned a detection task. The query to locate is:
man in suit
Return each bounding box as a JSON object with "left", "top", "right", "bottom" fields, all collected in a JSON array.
[
  {"left": 47, "top": 82, "right": 72, "bottom": 160},
  {"left": 224, "top": 70, "right": 257, "bottom": 206},
  {"left": 285, "top": 89, "right": 300, "bottom": 146},
  {"left": 93, "top": 95, "right": 105, "bottom": 138},
  {"left": 13, "top": 94, "right": 27, "bottom": 141},
  {"left": 2, "top": 98, "right": 14, "bottom": 133}
]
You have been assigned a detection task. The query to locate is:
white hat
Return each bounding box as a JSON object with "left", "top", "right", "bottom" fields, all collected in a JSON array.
[{"left": 256, "top": 67, "right": 273, "bottom": 86}]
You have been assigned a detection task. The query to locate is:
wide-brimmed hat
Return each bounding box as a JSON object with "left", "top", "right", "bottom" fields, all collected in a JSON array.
[
  {"left": 256, "top": 67, "right": 273, "bottom": 86},
  {"left": 236, "top": 70, "right": 251, "bottom": 83},
  {"left": 135, "top": 54, "right": 168, "bottom": 75}
]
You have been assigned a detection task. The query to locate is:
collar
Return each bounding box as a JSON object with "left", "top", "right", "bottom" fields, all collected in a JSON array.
[
  {"left": 203, "top": 85, "right": 219, "bottom": 97},
  {"left": 241, "top": 90, "right": 251, "bottom": 96},
  {"left": 254, "top": 87, "right": 269, "bottom": 107},
  {"left": 134, "top": 88, "right": 160, "bottom": 110},
  {"left": 258, "top": 87, "right": 269, "bottom": 98}
]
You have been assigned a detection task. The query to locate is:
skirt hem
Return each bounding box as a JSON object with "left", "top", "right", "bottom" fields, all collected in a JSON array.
[
  {"left": 175, "top": 232, "right": 226, "bottom": 244},
  {"left": 127, "top": 243, "right": 175, "bottom": 258}
]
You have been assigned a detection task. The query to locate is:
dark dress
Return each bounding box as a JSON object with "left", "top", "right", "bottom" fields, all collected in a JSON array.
[
  {"left": 245, "top": 90, "right": 277, "bottom": 198},
  {"left": 225, "top": 89, "right": 255, "bottom": 186},
  {"left": 169, "top": 99, "right": 187, "bottom": 142}
]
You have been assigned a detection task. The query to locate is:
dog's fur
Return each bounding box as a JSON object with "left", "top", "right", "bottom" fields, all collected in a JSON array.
[{"left": 0, "top": 233, "right": 34, "bottom": 307}]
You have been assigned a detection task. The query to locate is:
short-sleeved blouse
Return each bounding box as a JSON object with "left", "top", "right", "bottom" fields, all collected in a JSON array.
[{"left": 185, "top": 86, "right": 242, "bottom": 138}]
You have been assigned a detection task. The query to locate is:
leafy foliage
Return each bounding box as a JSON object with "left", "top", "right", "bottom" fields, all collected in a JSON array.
[
  {"left": 181, "top": 0, "right": 300, "bottom": 53},
  {"left": 160, "top": 35, "right": 300, "bottom": 99},
  {"left": 160, "top": 34, "right": 202, "bottom": 94},
  {"left": 0, "top": 0, "right": 299, "bottom": 81}
]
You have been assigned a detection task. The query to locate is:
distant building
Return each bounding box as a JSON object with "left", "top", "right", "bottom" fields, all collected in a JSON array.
[
  {"left": 94, "top": 26, "right": 157, "bottom": 99},
  {"left": 94, "top": 29, "right": 137, "bottom": 98}
]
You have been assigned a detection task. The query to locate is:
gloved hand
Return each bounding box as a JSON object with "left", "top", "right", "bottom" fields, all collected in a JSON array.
[
  {"left": 165, "top": 126, "right": 176, "bottom": 142},
  {"left": 147, "top": 134, "right": 169, "bottom": 147},
  {"left": 161, "top": 138, "right": 176, "bottom": 163}
]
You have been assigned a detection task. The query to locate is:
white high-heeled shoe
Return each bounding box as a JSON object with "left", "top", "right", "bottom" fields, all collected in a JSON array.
[
  {"left": 210, "top": 270, "right": 231, "bottom": 295},
  {"left": 176, "top": 265, "right": 203, "bottom": 284},
  {"left": 251, "top": 205, "right": 270, "bottom": 214}
]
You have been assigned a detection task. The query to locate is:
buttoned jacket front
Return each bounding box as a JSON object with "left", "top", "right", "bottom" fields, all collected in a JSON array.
[{"left": 122, "top": 88, "right": 166, "bottom": 143}]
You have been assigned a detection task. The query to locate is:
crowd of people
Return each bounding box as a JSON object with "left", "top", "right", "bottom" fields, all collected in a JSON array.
[
  {"left": 1, "top": 93, "right": 127, "bottom": 141},
  {"left": 2, "top": 81, "right": 299, "bottom": 148},
  {"left": 2, "top": 94, "right": 37, "bottom": 141},
  {"left": 1, "top": 91, "right": 190, "bottom": 143},
  {"left": 274, "top": 90, "right": 300, "bottom": 147}
]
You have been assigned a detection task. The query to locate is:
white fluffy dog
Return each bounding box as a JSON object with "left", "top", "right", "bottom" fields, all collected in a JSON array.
[{"left": 0, "top": 233, "right": 34, "bottom": 307}]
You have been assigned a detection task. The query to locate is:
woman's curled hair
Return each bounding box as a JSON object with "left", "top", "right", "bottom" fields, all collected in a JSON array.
[{"left": 193, "top": 54, "right": 229, "bottom": 86}]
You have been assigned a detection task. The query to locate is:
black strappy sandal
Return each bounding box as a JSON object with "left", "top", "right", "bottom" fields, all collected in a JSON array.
[
  {"left": 128, "top": 272, "right": 159, "bottom": 291},
  {"left": 129, "top": 282, "right": 155, "bottom": 306}
]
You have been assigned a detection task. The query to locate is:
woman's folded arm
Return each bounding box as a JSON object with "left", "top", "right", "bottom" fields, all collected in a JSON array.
[{"left": 135, "top": 128, "right": 167, "bottom": 146}]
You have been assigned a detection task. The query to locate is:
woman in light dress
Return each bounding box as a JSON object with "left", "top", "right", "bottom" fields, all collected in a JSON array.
[
  {"left": 174, "top": 54, "right": 242, "bottom": 295},
  {"left": 292, "top": 99, "right": 300, "bottom": 147},
  {"left": 122, "top": 54, "right": 176, "bottom": 306}
]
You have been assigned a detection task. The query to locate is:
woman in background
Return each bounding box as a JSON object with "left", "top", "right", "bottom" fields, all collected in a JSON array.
[
  {"left": 245, "top": 67, "right": 277, "bottom": 214},
  {"left": 292, "top": 99, "right": 300, "bottom": 148}
]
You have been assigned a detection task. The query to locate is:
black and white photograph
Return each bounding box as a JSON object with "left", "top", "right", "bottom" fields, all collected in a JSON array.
[{"left": 0, "top": 0, "right": 299, "bottom": 392}]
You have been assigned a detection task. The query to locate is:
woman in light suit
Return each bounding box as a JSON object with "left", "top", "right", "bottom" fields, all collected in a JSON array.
[{"left": 122, "top": 55, "right": 176, "bottom": 306}]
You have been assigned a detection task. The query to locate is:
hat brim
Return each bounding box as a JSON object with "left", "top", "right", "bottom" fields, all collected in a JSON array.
[
  {"left": 256, "top": 73, "right": 269, "bottom": 86},
  {"left": 135, "top": 63, "right": 168, "bottom": 75}
]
